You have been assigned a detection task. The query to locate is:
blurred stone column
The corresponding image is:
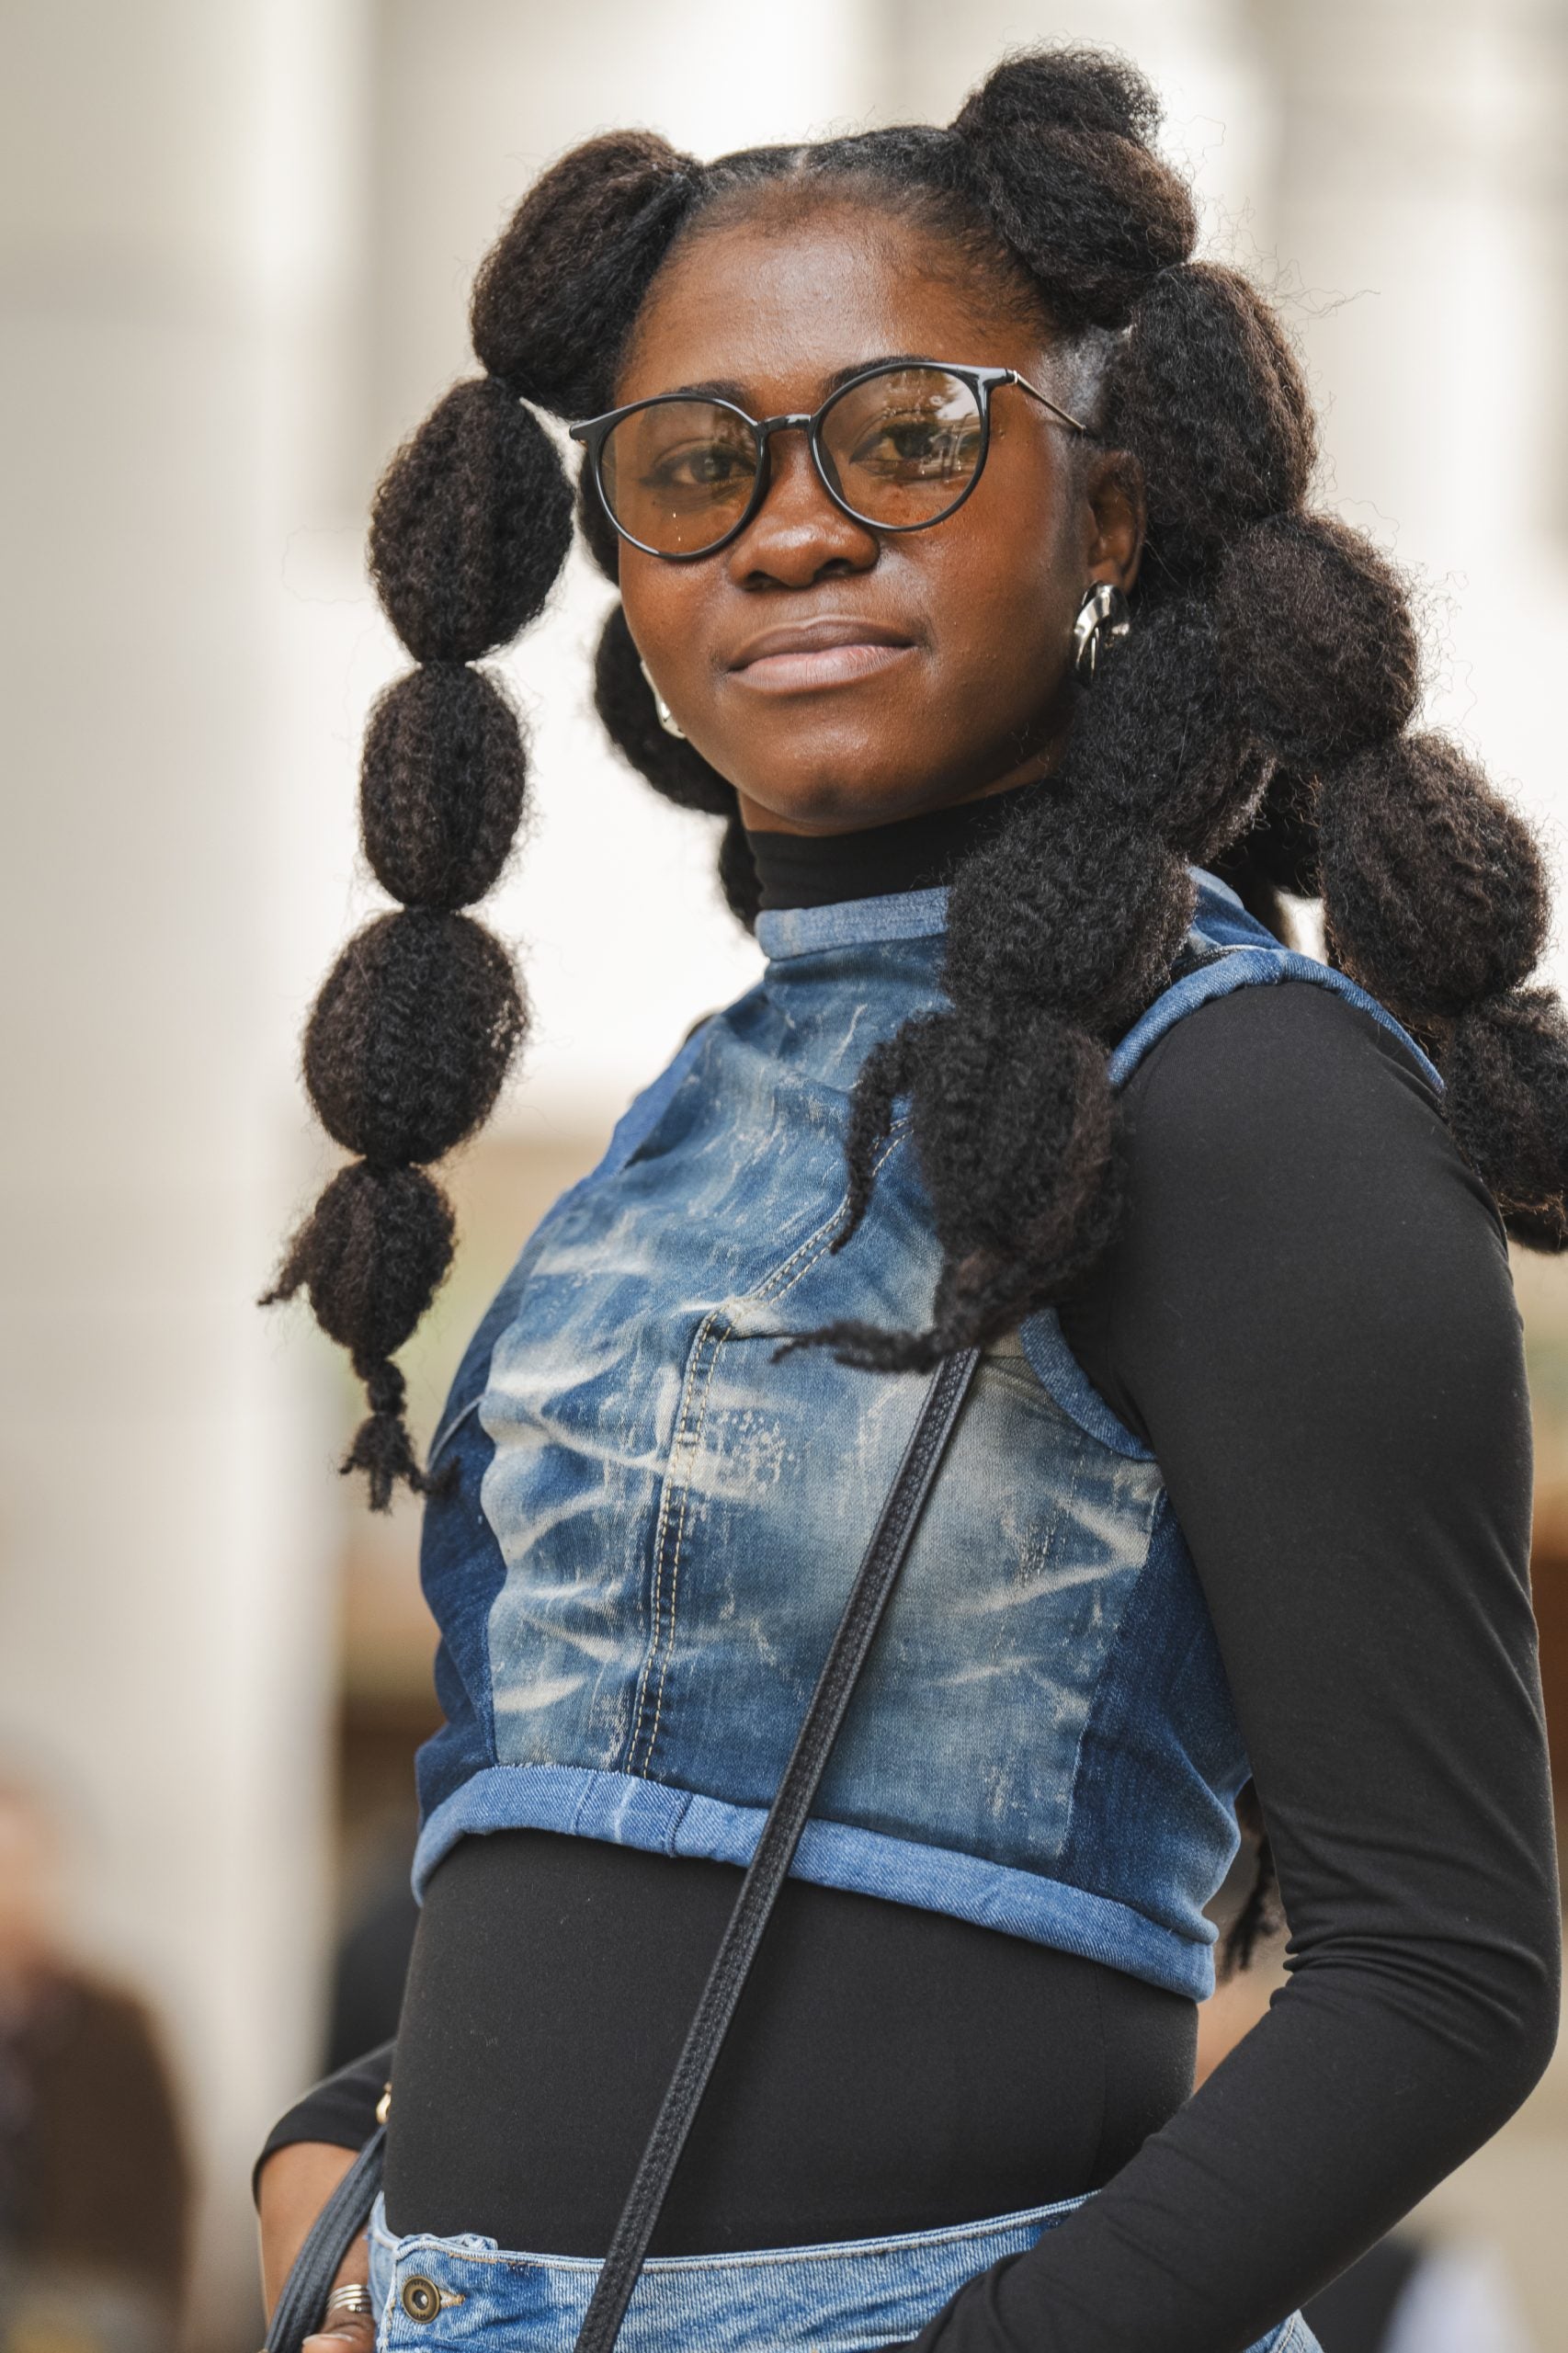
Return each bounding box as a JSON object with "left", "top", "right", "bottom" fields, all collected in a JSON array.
[
  {"left": 1261, "top": 0, "right": 1568, "bottom": 879},
  {"left": 883, "top": 0, "right": 1278, "bottom": 251},
  {"left": 0, "top": 0, "right": 366, "bottom": 2337},
  {"left": 1264, "top": 0, "right": 1565, "bottom": 570}
]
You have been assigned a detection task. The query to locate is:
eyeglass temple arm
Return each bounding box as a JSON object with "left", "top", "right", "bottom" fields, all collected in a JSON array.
[{"left": 1006, "top": 369, "right": 1089, "bottom": 437}]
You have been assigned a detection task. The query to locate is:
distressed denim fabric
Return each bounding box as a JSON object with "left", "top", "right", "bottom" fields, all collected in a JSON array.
[
  {"left": 413, "top": 872, "right": 1435, "bottom": 2003},
  {"left": 366, "top": 2193, "right": 1324, "bottom": 2352}
]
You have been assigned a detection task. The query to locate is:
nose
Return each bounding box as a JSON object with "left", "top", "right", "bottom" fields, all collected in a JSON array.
[{"left": 724, "top": 423, "right": 879, "bottom": 589}]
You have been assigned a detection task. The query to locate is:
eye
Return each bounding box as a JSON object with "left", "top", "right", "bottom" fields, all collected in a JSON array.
[
  {"left": 846, "top": 408, "right": 982, "bottom": 482},
  {"left": 645, "top": 438, "right": 755, "bottom": 492},
  {"left": 603, "top": 401, "right": 759, "bottom": 523}
]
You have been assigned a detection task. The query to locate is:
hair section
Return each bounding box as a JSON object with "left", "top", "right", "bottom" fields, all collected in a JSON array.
[{"left": 265, "top": 379, "right": 574, "bottom": 1506}]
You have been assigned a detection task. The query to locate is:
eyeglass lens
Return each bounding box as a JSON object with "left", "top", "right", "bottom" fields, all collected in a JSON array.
[{"left": 597, "top": 367, "right": 985, "bottom": 556}]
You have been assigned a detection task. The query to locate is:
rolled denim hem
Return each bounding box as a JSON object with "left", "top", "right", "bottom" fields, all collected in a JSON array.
[{"left": 412, "top": 1762, "right": 1216, "bottom": 2000}]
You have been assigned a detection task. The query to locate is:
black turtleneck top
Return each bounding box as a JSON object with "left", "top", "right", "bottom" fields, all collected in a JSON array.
[
  {"left": 748, "top": 787, "right": 1029, "bottom": 910},
  {"left": 262, "top": 796, "right": 1559, "bottom": 2353}
]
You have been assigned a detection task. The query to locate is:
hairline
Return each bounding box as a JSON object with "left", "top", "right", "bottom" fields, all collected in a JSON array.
[{"left": 614, "top": 157, "right": 1115, "bottom": 432}]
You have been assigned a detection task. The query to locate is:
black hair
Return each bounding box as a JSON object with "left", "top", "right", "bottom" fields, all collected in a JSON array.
[
  {"left": 262, "top": 379, "right": 572, "bottom": 1504},
  {"left": 269, "top": 51, "right": 1568, "bottom": 1504}
]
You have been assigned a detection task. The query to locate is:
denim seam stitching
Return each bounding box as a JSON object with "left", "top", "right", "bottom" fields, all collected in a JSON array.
[
  {"left": 1047, "top": 1460, "right": 1157, "bottom": 1879},
  {"left": 629, "top": 1307, "right": 724, "bottom": 1774},
  {"left": 750, "top": 1187, "right": 865, "bottom": 1302},
  {"left": 631, "top": 1125, "right": 911, "bottom": 1777},
  {"left": 626, "top": 1315, "right": 702, "bottom": 1769},
  {"left": 642, "top": 1312, "right": 731, "bottom": 1778},
  {"left": 1028, "top": 1418, "right": 1099, "bottom": 1862},
  {"left": 765, "top": 1127, "right": 909, "bottom": 1308},
  {"left": 1054, "top": 1488, "right": 1180, "bottom": 1903},
  {"left": 624, "top": 1127, "right": 905, "bottom": 1773},
  {"left": 747, "top": 1120, "right": 912, "bottom": 1306}
]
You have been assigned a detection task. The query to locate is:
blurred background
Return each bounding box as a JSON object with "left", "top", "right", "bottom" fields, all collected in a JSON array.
[{"left": 3, "top": 1, "right": 1567, "bottom": 2347}]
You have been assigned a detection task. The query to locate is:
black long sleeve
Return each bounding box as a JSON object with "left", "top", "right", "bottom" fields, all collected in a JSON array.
[
  {"left": 912, "top": 980, "right": 1561, "bottom": 2353},
  {"left": 254, "top": 2042, "right": 391, "bottom": 2195}
]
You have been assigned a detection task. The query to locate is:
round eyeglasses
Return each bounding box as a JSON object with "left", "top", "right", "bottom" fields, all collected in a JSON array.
[{"left": 568, "top": 359, "right": 1087, "bottom": 562}]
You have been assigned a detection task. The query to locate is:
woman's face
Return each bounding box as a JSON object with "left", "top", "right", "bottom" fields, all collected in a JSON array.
[{"left": 612, "top": 194, "right": 1143, "bottom": 836}]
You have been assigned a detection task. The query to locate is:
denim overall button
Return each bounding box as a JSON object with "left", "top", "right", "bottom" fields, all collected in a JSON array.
[{"left": 400, "top": 2277, "right": 441, "bottom": 2322}]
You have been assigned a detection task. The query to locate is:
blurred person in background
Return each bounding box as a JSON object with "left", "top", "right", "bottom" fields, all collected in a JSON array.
[
  {"left": 0, "top": 1781, "right": 188, "bottom": 2353},
  {"left": 256, "top": 43, "right": 1562, "bottom": 2353}
]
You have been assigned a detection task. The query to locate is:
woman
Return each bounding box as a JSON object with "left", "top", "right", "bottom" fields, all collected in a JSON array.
[{"left": 256, "top": 47, "right": 1562, "bottom": 2353}]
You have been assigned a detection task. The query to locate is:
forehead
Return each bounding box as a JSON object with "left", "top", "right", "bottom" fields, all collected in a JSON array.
[{"left": 614, "top": 197, "right": 1047, "bottom": 410}]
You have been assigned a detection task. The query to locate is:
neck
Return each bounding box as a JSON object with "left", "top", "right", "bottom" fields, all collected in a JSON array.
[{"left": 745, "top": 782, "right": 1044, "bottom": 913}]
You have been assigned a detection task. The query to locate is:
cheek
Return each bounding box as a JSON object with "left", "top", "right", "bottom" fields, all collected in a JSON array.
[
  {"left": 926, "top": 514, "right": 1074, "bottom": 715},
  {"left": 618, "top": 554, "right": 702, "bottom": 686}
]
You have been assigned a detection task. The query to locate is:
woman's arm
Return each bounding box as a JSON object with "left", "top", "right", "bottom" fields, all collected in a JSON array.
[
  {"left": 914, "top": 982, "right": 1561, "bottom": 2353},
  {"left": 257, "top": 2142, "right": 367, "bottom": 2334},
  {"left": 255, "top": 2043, "right": 392, "bottom": 2345}
]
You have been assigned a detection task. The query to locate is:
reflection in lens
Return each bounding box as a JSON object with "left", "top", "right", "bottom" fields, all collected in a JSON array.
[
  {"left": 600, "top": 399, "right": 760, "bottom": 554},
  {"left": 820, "top": 369, "right": 983, "bottom": 528}
]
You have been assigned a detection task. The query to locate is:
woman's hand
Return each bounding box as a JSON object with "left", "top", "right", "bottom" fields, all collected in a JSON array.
[{"left": 257, "top": 2141, "right": 376, "bottom": 2353}]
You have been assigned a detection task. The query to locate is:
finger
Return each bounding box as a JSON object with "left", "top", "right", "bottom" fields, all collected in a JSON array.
[{"left": 301, "top": 2321, "right": 378, "bottom": 2353}]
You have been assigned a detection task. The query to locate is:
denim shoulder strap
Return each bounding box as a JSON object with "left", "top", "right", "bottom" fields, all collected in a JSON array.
[
  {"left": 1111, "top": 871, "right": 1442, "bottom": 1095},
  {"left": 1019, "top": 874, "right": 1440, "bottom": 1454}
]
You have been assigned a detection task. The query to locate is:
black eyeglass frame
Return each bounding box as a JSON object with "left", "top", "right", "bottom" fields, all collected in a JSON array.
[{"left": 567, "top": 359, "right": 1089, "bottom": 563}]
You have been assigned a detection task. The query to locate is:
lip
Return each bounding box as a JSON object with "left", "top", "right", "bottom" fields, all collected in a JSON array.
[{"left": 726, "top": 616, "right": 916, "bottom": 694}]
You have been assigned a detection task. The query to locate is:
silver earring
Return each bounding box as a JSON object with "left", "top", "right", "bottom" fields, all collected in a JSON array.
[
  {"left": 639, "top": 656, "right": 686, "bottom": 740},
  {"left": 1072, "top": 583, "right": 1131, "bottom": 685}
]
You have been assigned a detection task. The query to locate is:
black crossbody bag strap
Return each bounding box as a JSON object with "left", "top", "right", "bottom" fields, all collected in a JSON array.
[{"left": 266, "top": 1347, "right": 979, "bottom": 2353}]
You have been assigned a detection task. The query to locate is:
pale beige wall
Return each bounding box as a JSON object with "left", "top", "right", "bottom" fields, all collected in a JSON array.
[{"left": 0, "top": 0, "right": 369, "bottom": 2336}]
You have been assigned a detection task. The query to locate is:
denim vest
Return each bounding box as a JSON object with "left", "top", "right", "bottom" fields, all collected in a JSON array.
[{"left": 414, "top": 872, "right": 1437, "bottom": 2001}]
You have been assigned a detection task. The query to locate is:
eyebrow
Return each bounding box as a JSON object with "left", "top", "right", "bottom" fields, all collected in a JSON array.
[{"left": 654, "top": 354, "right": 940, "bottom": 407}]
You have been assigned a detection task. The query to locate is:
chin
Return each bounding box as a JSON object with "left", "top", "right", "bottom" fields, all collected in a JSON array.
[
  {"left": 714, "top": 726, "right": 950, "bottom": 833},
  {"left": 743, "top": 764, "right": 952, "bottom": 832}
]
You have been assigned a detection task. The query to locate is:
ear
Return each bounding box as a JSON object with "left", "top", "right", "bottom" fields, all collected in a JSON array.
[{"left": 1084, "top": 448, "right": 1146, "bottom": 594}]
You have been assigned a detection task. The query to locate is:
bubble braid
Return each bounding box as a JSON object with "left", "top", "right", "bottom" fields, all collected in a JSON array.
[{"left": 270, "top": 52, "right": 1568, "bottom": 1505}]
